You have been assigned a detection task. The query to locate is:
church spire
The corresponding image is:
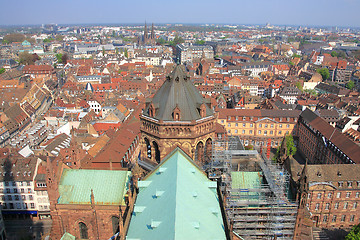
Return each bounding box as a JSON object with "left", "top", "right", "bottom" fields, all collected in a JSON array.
[
  {"left": 144, "top": 22, "right": 148, "bottom": 43},
  {"left": 151, "top": 23, "right": 155, "bottom": 40}
]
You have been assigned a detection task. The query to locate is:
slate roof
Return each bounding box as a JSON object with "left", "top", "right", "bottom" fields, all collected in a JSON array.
[
  {"left": 126, "top": 147, "right": 226, "bottom": 240},
  {"left": 143, "top": 65, "right": 214, "bottom": 121},
  {"left": 300, "top": 108, "right": 360, "bottom": 163},
  {"left": 58, "top": 169, "right": 130, "bottom": 205}
]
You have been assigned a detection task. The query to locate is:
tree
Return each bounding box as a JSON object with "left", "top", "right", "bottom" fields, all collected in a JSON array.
[
  {"left": 55, "top": 35, "right": 64, "bottom": 42},
  {"left": 61, "top": 54, "right": 68, "bottom": 64},
  {"left": 18, "top": 52, "right": 38, "bottom": 65},
  {"left": 331, "top": 51, "right": 338, "bottom": 57},
  {"left": 285, "top": 134, "right": 296, "bottom": 156},
  {"left": 195, "top": 40, "right": 205, "bottom": 45},
  {"left": 317, "top": 68, "right": 330, "bottom": 80},
  {"left": 169, "top": 35, "right": 184, "bottom": 46},
  {"left": 0, "top": 68, "right": 5, "bottom": 74},
  {"left": 124, "top": 48, "right": 128, "bottom": 58},
  {"left": 3, "top": 33, "right": 25, "bottom": 43},
  {"left": 346, "top": 80, "right": 355, "bottom": 90},
  {"left": 56, "top": 53, "right": 63, "bottom": 63},
  {"left": 345, "top": 223, "right": 360, "bottom": 240},
  {"left": 295, "top": 81, "right": 303, "bottom": 91}
]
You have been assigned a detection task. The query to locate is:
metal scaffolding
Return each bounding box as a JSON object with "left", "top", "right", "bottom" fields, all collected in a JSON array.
[{"left": 208, "top": 137, "right": 298, "bottom": 240}]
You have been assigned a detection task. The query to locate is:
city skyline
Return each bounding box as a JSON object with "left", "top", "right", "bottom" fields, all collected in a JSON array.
[{"left": 1, "top": 0, "right": 360, "bottom": 28}]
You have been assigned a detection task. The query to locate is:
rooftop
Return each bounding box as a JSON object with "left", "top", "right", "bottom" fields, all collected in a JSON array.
[{"left": 58, "top": 169, "right": 130, "bottom": 205}]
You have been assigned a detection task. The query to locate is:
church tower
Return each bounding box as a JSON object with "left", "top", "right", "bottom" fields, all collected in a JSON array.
[{"left": 140, "top": 65, "right": 216, "bottom": 166}]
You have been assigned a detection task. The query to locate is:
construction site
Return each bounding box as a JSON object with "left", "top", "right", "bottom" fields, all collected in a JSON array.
[{"left": 207, "top": 136, "right": 298, "bottom": 240}]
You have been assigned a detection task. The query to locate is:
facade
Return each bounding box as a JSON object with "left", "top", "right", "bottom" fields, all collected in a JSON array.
[
  {"left": 278, "top": 86, "right": 301, "bottom": 104},
  {"left": 47, "top": 166, "right": 134, "bottom": 240},
  {"left": 126, "top": 147, "right": 227, "bottom": 240},
  {"left": 176, "top": 44, "right": 214, "bottom": 64},
  {"left": 0, "top": 154, "right": 45, "bottom": 219},
  {"left": 289, "top": 160, "right": 360, "bottom": 230},
  {"left": 296, "top": 108, "right": 360, "bottom": 164},
  {"left": 217, "top": 109, "right": 300, "bottom": 147},
  {"left": 140, "top": 65, "right": 216, "bottom": 167}
]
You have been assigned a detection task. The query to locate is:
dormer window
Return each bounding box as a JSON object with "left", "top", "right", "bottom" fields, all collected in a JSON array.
[
  {"left": 149, "top": 104, "right": 155, "bottom": 118},
  {"left": 172, "top": 106, "right": 181, "bottom": 121},
  {"left": 199, "top": 104, "right": 206, "bottom": 118}
]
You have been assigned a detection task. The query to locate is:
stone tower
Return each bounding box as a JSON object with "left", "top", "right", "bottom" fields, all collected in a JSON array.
[{"left": 140, "top": 65, "right": 216, "bottom": 166}]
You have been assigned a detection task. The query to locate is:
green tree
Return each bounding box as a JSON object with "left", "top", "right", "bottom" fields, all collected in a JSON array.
[
  {"left": 43, "top": 38, "right": 54, "bottom": 43},
  {"left": 169, "top": 35, "right": 184, "bottom": 46},
  {"left": 0, "top": 68, "right": 5, "bottom": 74},
  {"left": 346, "top": 80, "right": 355, "bottom": 90},
  {"left": 295, "top": 81, "right": 303, "bottom": 91},
  {"left": 345, "top": 223, "right": 360, "bottom": 240},
  {"left": 317, "top": 68, "right": 330, "bottom": 80},
  {"left": 124, "top": 48, "right": 128, "bottom": 58},
  {"left": 285, "top": 134, "right": 296, "bottom": 156},
  {"left": 115, "top": 47, "right": 119, "bottom": 55},
  {"left": 102, "top": 47, "right": 106, "bottom": 56},
  {"left": 156, "top": 38, "right": 167, "bottom": 45},
  {"left": 292, "top": 54, "right": 301, "bottom": 58},
  {"left": 56, "top": 53, "right": 63, "bottom": 63},
  {"left": 195, "top": 40, "right": 205, "bottom": 45},
  {"left": 331, "top": 51, "right": 338, "bottom": 57}
]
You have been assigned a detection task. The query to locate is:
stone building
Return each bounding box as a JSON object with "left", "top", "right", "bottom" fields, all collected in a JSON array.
[
  {"left": 287, "top": 158, "right": 360, "bottom": 233},
  {"left": 296, "top": 108, "right": 360, "bottom": 164},
  {"left": 47, "top": 161, "right": 134, "bottom": 240},
  {"left": 140, "top": 65, "right": 216, "bottom": 167}
]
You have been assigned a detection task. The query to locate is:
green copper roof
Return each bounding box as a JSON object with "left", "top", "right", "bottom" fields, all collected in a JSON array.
[
  {"left": 58, "top": 169, "right": 131, "bottom": 205},
  {"left": 126, "top": 148, "right": 226, "bottom": 240},
  {"left": 231, "top": 172, "right": 262, "bottom": 199},
  {"left": 60, "top": 232, "right": 75, "bottom": 240}
]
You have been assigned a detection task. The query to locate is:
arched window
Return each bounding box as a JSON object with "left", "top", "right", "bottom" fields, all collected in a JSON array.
[
  {"left": 111, "top": 216, "right": 120, "bottom": 234},
  {"left": 153, "top": 141, "right": 160, "bottom": 164},
  {"left": 195, "top": 142, "right": 204, "bottom": 164},
  {"left": 79, "top": 222, "right": 88, "bottom": 239},
  {"left": 204, "top": 138, "right": 212, "bottom": 164},
  {"left": 144, "top": 138, "right": 151, "bottom": 159}
]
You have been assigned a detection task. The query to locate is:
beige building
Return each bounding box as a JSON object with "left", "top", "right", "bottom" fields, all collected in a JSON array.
[{"left": 217, "top": 109, "right": 300, "bottom": 147}]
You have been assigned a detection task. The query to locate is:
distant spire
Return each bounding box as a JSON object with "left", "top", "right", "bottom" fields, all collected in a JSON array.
[
  {"left": 151, "top": 23, "right": 155, "bottom": 39},
  {"left": 144, "top": 21, "right": 148, "bottom": 42}
]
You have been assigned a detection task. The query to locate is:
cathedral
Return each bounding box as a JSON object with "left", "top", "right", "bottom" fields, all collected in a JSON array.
[
  {"left": 137, "top": 22, "right": 156, "bottom": 45},
  {"left": 140, "top": 65, "right": 216, "bottom": 166}
]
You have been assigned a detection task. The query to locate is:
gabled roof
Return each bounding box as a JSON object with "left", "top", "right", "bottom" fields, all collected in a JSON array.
[
  {"left": 126, "top": 147, "right": 226, "bottom": 240},
  {"left": 143, "top": 65, "right": 214, "bottom": 121}
]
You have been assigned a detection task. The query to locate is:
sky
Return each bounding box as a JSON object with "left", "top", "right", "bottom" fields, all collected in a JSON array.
[{"left": 1, "top": 0, "right": 360, "bottom": 27}]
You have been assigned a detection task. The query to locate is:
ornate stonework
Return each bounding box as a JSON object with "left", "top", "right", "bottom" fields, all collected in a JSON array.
[{"left": 140, "top": 65, "right": 216, "bottom": 166}]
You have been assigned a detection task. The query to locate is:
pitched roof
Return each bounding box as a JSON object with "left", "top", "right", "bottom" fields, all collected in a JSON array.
[
  {"left": 143, "top": 65, "right": 214, "bottom": 121},
  {"left": 300, "top": 108, "right": 360, "bottom": 163},
  {"left": 58, "top": 168, "right": 130, "bottom": 205},
  {"left": 126, "top": 148, "right": 226, "bottom": 240}
]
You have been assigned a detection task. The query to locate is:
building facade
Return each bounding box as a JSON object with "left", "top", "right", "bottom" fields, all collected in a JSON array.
[
  {"left": 296, "top": 108, "right": 360, "bottom": 164},
  {"left": 140, "top": 65, "right": 216, "bottom": 167},
  {"left": 217, "top": 109, "right": 300, "bottom": 147},
  {"left": 291, "top": 161, "right": 360, "bottom": 230}
]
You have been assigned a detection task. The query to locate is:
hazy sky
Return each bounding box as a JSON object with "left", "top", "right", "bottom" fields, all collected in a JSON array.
[{"left": 1, "top": 0, "right": 360, "bottom": 27}]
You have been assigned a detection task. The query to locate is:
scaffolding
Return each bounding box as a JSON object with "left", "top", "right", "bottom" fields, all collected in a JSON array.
[{"left": 209, "top": 137, "right": 298, "bottom": 240}]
